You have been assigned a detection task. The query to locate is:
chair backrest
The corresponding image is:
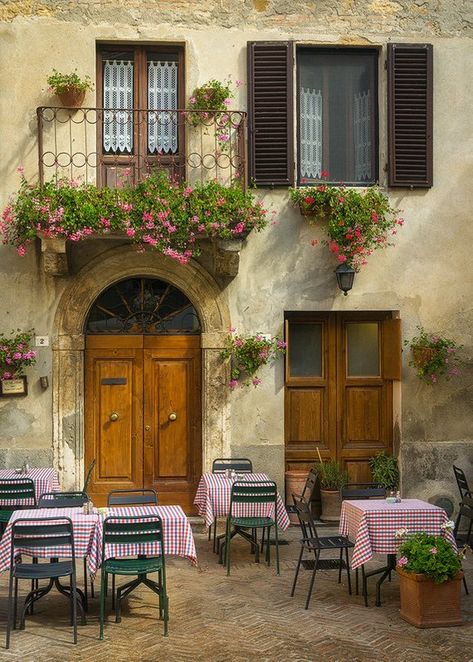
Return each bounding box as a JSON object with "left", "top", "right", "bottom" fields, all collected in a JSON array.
[
  {"left": 229, "top": 481, "right": 277, "bottom": 523},
  {"left": 10, "top": 516, "right": 75, "bottom": 563},
  {"left": 294, "top": 497, "right": 320, "bottom": 544},
  {"left": 107, "top": 489, "right": 158, "bottom": 507},
  {"left": 454, "top": 495, "right": 473, "bottom": 543},
  {"left": 453, "top": 465, "right": 471, "bottom": 500},
  {"left": 38, "top": 491, "right": 88, "bottom": 509},
  {"left": 82, "top": 458, "right": 96, "bottom": 494},
  {"left": 212, "top": 458, "right": 253, "bottom": 474},
  {"left": 340, "top": 484, "right": 386, "bottom": 500},
  {"left": 102, "top": 514, "right": 164, "bottom": 563},
  {"left": 301, "top": 468, "right": 319, "bottom": 501},
  {"left": 0, "top": 478, "right": 36, "bottom": 509}
]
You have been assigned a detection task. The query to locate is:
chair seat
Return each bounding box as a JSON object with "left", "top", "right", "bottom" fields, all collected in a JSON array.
[
  {"left": 13, "top": 560, "right": 74, "bottom": 579},
  {"left": 103, "top": 556, "right": 164, "bottom": 575},
  {"left": 231, "top": 516, "right": 275, "bottom": 529},
  {"left": 301, "top": 535, "right": 354, "bottom": 550}
]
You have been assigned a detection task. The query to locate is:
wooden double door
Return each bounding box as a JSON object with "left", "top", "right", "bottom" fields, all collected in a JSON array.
[
  {"left": 285, "top": 312, "right": 401, "bottom": 481},
  {"left": 85, "top": 335, "right": 201, "bottom": 512}
]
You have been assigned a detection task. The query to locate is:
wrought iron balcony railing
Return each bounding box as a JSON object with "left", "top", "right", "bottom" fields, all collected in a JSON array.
[{"left": 37, "top": 107, "right": 247, "bottom": 189}]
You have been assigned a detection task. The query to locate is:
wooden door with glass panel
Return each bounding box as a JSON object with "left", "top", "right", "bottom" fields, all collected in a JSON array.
[
  {"left": 285, "top": 312, "right": 400, "bottom": 481},
  {"left": 96, "top": 44, "right": 185, "bottom": 187}
]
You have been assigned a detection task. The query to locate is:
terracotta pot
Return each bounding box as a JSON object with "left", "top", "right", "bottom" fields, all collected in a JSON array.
[
  {"left": 320, "top": 489, "right": 341, "bottom": 522},
  {"left": 57, "top": 88, "right": 86, "bottom": 107},
  {"left": 285, "top": 470, "right": 308, "bottom": 525},
  {"left": 397, "top": 566, "right": 464, "bottom": 628}
]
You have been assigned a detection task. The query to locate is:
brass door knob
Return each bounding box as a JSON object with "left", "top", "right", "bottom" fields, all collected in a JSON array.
[
  {"left": 168, "top": 412, "right": 177, "bottom": 421},
  {"left": 109, "top": 412, "right": 119, "bottom": 422},
  {"left": 145, "top": 425, "right": 151, "bottom": 431}
]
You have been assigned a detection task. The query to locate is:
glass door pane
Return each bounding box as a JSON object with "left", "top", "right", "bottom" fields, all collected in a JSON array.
[
  {"left": 346, "top": 322, "right": 379, "bottom": 376},
  {"left": 288, "top": 323, "right": 322, "bottom": 377}
]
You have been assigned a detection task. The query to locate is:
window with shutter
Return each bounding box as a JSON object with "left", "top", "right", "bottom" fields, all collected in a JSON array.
[
  {"left": 247, "top": 41, "right": 294, "bottom": 186},
  {"left": 388, "top": 43, "right": 433, "bottom": 188}
]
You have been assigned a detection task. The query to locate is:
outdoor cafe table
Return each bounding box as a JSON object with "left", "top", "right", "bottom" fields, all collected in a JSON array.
[
  {"left": 0, "top": 468, "right": 60, "bottom": 505},
  {"left": 193, "top": 472, "right": 291, "bottom": 531},
  {"left": 87, "top": 505, "right": 198, "bottom": 576},
  {"left": 339, "top": 498, "right": 456, "bottom": 605}
]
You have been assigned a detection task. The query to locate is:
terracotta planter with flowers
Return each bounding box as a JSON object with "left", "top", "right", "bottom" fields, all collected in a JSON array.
[{"left": 58, "top": 88, "right": 86, "bottom": 108}]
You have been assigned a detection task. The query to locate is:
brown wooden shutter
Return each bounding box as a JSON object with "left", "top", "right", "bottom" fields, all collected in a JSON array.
[
  {"left": 388, "top": 43, "right": 433, "bottom": 188},
  {"left": 248, "top": 41, "right": 294, "bottom": 186},
  {"left": 382, "top": 318, "right": 402, "bottom": 381}
]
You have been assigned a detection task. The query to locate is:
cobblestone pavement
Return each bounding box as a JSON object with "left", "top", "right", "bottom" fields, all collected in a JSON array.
[{"left": 0, "top": 522, "right": 471, "bottom": 662}]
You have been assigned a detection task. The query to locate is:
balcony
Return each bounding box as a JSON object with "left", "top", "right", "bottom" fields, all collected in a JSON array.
[{"left": 37, "top": 107, "right": 247, "bottom": 189}]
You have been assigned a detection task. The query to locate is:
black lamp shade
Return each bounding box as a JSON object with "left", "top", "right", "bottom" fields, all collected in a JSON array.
[{"left": 335, "top": 264, "right": 355, "bottom": 296}]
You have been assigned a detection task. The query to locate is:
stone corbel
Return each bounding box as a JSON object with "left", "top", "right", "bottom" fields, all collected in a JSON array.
[
  {"left": 40, "top": 236, "right": 69, "bottom": 276},
  {"left": 195, "top": 238, "right": 243, "bottom": 287}
]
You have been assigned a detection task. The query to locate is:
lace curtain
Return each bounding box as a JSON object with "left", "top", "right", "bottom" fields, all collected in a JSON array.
[
  {"left": 354, "top": 91, "right": 372, "bottom": 182},
  {"left": 148, "top": 60, "right": 178, "bottom": 154},
  {"left": 300, "top": 87, "right": 323, "bottom": 180},
  {"left": 103, "top": 59, "right": 134, "bottom": 153}
]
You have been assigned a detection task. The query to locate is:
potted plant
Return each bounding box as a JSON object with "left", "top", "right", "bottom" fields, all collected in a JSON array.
[
  {"left": 188, "top": 77, "right": 236, "bottom": 126},
  {"left": 289, "top": 173, "right": 404, "bottom": 273},
  {"left": 0, "top": 330, "right": 36, "bottom": 392},
  {"left": 369, "top": 451, "right": 400, "bottom": 492},
  {"left": 47, "top": 69, "right": 93, "bottom": 107},
  {"left": 316, "top": 450, "right": 348, "bottom": 522},
  {"left": 219, "top": 329, "right": 286, "bottom": 389},
  {"left": 404, "top": 326, "right": 462, "bottom": 384},
  {"left": 396, "top": 527, "right": 466, "bottom": 627}
]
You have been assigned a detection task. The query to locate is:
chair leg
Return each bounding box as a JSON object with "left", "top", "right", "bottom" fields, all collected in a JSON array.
[
  {"left": 212, "top": 521, "right": 217, "bottom": 553},
  {"left": 226, "top": 519, "right": 231, "bottom": 576},
  {"left": 111, "top": 574, "right": 116, "bottom": 610},
  {"left": 274, "top": 524, "right": 280, "bottom": 576},
  {"left": 83, "top": 557, "right": 88, "bottom": 611},
  {"left": 355, "top": 567, "right": 359, "bottom": 595},
  {"left": 6, "top": 569, "right": 15, "bottom": 649},
  {"left": 305, "top": 553, "right": 319, "bottom": 609},
  {"left": 338, "top": 548, "right": 343, "bottom": 583},
  {"left": 99, "top": 570, "right": 107, "bottom": 640},
  {"left": 161, "top": 567, "right": 169, "bottom": 637},
  {"left": 291, "top": 545, "right": 304, "bottom": 596},
  {"left": 261, "top": 527, "right": 265, "bottom": 552},
  {"left": 362, "top": 565, "right": 368, "bottom": 607},
  {"left": 71, "top": 571, "right": 78, "bottom": 645},
  {"left": 266, "top": 526, "right": 271, "bottom": 566},
  {"left": 345, "top": 547, "right": 352, "bottom": 595},
  {"left": 13, "top": 577, "right": 19, "bottom": 630}
]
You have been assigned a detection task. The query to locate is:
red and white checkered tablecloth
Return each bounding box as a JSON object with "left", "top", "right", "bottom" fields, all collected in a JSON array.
[
  {"left": 194, "top": 473, "right": 290, "bottom": 531},
  {"left": 0, "top": 468, "right": 60, "bottom": 506},
  {"left": 0, "top": 507, "right": 99, "bottom": 573},
  {"left": 87, "top": 505, "right": 197, "bottom": 576},
  {"left": 339, "top": 498, "right": 456, "bottom": 569}
]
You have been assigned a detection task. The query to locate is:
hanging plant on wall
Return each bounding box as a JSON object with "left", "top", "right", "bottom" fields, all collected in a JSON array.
[
  {"left": 0, "top": 330, "right": 36, "bottom": 381},
  {"left": 0, "top": 170, "right": 269, "bottom": 263},
  {"left": 188, "top": 77, "right": 242, "bottom": 125},
  {"left": 219, "top": 329, "right": 286, "bottom": 389},
  {"left": 289, "top": 173, "right": 404, "bottom": 272},
  {"left": 404, "top": 326, "right": 462, "bottom": 384}
]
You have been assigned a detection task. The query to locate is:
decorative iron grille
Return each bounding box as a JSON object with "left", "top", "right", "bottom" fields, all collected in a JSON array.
[{"left": 86, "top": 278, "right": 201, "bottom": 335}]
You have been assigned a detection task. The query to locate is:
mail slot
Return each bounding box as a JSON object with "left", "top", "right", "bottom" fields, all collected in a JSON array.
[{"left": 101, "top": 377, "right": 127, "bottom": 385}]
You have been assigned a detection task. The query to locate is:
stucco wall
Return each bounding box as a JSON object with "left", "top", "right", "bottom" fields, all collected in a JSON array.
[{"left": 0, "top": 2, "right": 472, "bottom": 504}]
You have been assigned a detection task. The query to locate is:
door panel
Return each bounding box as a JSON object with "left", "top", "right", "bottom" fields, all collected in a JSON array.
[
  {"left": 144, "top": 336, "right": 201, "bottom": 513},
  {"left": 85, "top": 340, "right": 144, "bottom": 506}
]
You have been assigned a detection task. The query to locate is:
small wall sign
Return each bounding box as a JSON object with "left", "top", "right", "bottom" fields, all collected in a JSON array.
[{"left": 0, "top": 376, "right": 28, "bottom": 397}]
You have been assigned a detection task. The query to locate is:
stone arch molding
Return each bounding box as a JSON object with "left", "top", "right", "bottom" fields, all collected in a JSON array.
[{"left": 53, "top": 245, "right": 231, "bottom": 490}]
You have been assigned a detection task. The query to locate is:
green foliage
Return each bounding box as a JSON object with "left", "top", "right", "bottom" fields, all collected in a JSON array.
[
  {"left": 220, "top": 330, "right": 286, "bottom": 388},
  {"left": 289, "top": 181, "right": 403, "bottom": 271},
  {"left": 397, "top": 532, "right": 462, "bottom": 583},
  {"left": 0, "top": 171, "right": 269, "bottom": 263},
  {"left": 404, "top": 326, "right": 462, "bottom": 385},
  {"left": 369, "top": 451, "right": 400, "bottom": 490},
  {"left": 47, "top": 69, "right": 93, "bottom": 94},
  {"left": 0, "top": 330, "right": 36, "bottom": 380},
  {"left": 188, "top": 78, "right": 233, "bottom": 125},
  {"left": 315, "top": 459, "right": 348, "bottom": 490}
]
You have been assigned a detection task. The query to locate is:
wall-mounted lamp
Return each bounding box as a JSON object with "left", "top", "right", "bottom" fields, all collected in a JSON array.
[
  {"left": 335, "top": 264, "right": 355, "bottom": 296},
  {"left": 40, "top": 376, "right": 49, "bottom": 390}
]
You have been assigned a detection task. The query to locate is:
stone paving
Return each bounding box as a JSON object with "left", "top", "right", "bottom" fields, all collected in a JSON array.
[{"left": 0, "top": 522, "right": 471, "bottom": 662}]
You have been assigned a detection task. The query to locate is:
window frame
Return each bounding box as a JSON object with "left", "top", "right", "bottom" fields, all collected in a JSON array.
[{"left": 295, "top": 45, "right": 380, "bottom": 187}]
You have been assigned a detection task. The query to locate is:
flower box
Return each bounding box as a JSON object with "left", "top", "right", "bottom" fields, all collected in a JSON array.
[{"left": 397, "top": 566, "right": 464, "bottom": 628}]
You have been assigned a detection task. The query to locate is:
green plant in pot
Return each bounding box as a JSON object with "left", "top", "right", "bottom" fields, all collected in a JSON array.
[
  {"left": 315, "top": 453, "right": 348, "bottom": 523},
  {"left": 369, "top": 451, "right": 400, "bottom": 492},
  {"left": 395, "top": 526, "right": 467, "bottom": 628}
]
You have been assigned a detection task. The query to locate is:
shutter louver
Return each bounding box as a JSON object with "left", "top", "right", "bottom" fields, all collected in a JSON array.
[
  {"left": 248, "top": 41, "right": 294, "bottom": 186},
  {"left": 388, "top": 43, "right": 433, "bottom": 188}
]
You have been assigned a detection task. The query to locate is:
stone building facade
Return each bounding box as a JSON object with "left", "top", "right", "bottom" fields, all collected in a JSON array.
[{"left": 0, "top": 0, "right": 472, "bottom": 510}]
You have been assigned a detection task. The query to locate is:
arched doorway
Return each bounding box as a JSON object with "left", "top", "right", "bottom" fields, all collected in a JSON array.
[{"left": 84, "top": 277, "right": 202, "bottom": 511}]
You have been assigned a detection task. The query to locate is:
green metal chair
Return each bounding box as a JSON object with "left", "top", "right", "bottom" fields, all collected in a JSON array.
[
  {"left": 99, "top": 514, "right": 169, "bottom": 639},
  {"left": 0, "top": 478, "right": 36, "bottom": 533},
  {"left": 224, "top": 481, "right": 280, "bottom": 576},
  {"left": 82, "top": 459, "right": 96, "bottom": 495}
]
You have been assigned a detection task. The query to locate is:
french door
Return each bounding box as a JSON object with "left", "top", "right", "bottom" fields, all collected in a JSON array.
[
  {"left": 284, "top": 311, "right": 401, "bottom": 482},
  {"left": 84, "top": 335, "right": 201, "bottom": 512}
]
